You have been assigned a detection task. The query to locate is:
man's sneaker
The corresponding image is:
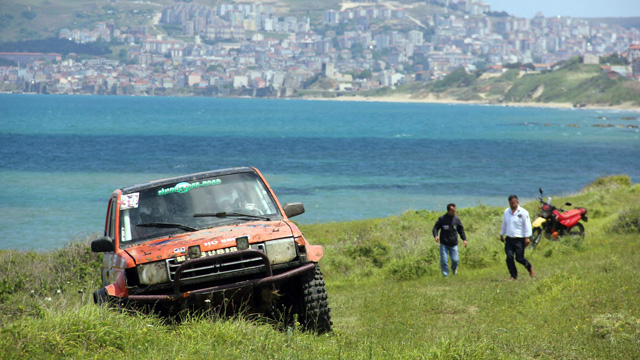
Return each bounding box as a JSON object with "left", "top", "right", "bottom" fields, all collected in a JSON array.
[
  {"left": 508, "top": 277, "right": 517, "bottom": 281},
  {"left": 452, "top": 268, "right": 457, "bottom": 275},
  {"left": 529, "top": 266, "right": 535, "bottom": 278}
]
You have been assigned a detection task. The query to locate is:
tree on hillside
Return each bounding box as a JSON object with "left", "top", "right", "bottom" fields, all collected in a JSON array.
[
  {"left": 600, "top": 53, "right": 628, "bottom": 65},
  {"left": 356, "top": 69, "right": 372, "bottom": 79},
  {"left": 21, "top": 10, "right": 37, "bottom": 20},
  {"left": 0, "top": 13, "right": 14, "bottom": 31}
]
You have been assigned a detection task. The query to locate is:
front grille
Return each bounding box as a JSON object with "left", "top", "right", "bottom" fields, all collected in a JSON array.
[{"left": 167, "top": 250, "right": 268, "bottom": 285}]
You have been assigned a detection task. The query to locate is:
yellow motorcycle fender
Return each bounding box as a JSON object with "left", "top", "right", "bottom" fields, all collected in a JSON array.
[{"left": 532, "top": 217, "right": 546, "bottom": 228}]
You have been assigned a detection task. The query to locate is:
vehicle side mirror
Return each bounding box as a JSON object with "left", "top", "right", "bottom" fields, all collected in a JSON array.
[
  {"left": 91, "top": 236, "right": 114, "bottom": 253},
  {"left": 283, "top": 202, "right": 305, "bottom": 218}
]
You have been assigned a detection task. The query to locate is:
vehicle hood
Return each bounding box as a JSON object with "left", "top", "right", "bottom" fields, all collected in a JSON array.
[{"left": 124, "top": 220, "right": 293, "bottom": 264}]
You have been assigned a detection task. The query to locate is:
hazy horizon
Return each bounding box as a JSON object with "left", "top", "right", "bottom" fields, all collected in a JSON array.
[{"left": 487, "top": 0, "right": 640, "bottom": 19}]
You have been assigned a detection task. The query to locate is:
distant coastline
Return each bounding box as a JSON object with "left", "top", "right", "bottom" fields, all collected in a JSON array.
[
  {"left": 3, "top": 91, "right": 640, "bottom": 112},
  {"left": 302, "top": 94, "right": 640, "bottom": 112}
]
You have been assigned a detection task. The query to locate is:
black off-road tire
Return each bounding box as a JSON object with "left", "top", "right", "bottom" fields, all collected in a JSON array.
[
  {"left": 299, "top": 264, "right": 332, "bottom": 334},
  {"left": 93, "top": 288, "right": 109, "bottom": 306},
  {"left": 566, "top": 222, "right": 585, "bottom": 239},
  {"left": 272, "top": 263, "right": 332, "bottom": 334}
]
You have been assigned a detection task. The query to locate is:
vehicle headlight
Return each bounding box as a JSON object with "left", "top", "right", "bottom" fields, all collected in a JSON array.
[
  {"left": 265, "top": 238, "right": 297, "bottom": 265},
  {"left": 137, "top": 261, "right": 170, "bottom": 285}
]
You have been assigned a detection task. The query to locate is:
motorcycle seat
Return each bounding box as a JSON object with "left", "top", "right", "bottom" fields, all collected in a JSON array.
[{"left": 556, "top": 208, "right": 584, "bottom": 221}]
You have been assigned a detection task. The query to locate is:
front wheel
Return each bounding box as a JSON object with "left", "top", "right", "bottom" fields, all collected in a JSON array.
[
  {"left": 271, "top": 264, "right": 332, "bottom": 334},
  {"left": 93, "top": 288, "right": 109, "bottom": 305},
  {"left": 298, "top": 264, "right": 332, "bottom": 333},
  {"left": 565, "top": 222, "right": 585, "bottom": 240},
  {"left": 531, "top": 228, "right": 543, "bottom": 249}
]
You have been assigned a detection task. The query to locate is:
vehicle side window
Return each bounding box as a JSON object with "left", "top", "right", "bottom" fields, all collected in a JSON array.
[{"left": 107, "top": 198, "right": 117, "bottom": 239}]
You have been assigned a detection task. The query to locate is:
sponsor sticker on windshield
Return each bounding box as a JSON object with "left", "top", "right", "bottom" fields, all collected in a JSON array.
[
  {"left": 121, "top": 193, "right": 139, "bottom": 210},
  {"left": 158, "top": 179, "right": 222, "bottom": 196}
]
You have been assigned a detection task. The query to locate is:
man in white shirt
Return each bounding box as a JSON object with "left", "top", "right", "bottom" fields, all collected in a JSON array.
[{"left": 500, "top": 195, "right": 534, "bottom": 280}]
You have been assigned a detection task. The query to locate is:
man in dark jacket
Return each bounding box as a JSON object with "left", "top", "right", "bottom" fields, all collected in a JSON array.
[{"left": 432, "top": 203, "right": 468, "bottom": 276}]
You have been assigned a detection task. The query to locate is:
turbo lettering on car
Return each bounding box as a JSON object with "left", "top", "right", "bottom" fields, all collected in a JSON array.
[{"left": 206, "top": 247, "right": 238, "bottom": 256}]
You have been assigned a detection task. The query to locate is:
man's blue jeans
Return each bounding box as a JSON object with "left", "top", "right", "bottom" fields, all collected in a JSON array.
[{"left": 439, "top": 244, "right": 459, "bottom": 276}]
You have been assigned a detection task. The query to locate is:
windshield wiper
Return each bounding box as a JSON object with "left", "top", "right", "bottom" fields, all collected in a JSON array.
[
  {"left": 136, "top": 222, "right": 198, "bottom": 232},
  {"left": 194, "top": 212, "right": 271, "bottom": 221}
]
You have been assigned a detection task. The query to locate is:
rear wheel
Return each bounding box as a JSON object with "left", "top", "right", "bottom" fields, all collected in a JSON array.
[
  {"left": 565, "top": 222, "right": 585, "bottom": 240},
  {"left": 531, "top": 228, "right": 543, "bottom": 249}
]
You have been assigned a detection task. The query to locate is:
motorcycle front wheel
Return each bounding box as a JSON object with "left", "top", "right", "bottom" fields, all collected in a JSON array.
[
  {"left": 531, "top": 228, "right": 543, "bottom": 249},
  {"left": 565, "top": 222, "right": 585, "bottom": 240}
]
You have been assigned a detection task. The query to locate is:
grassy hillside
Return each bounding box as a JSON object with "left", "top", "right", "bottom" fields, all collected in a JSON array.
[
  {"left": 399, "top": 58, "right": 640, "bottom": 107},
  {"left": 584, "top": 17, "right": 640, "bottom": 30},
  {"left": 0, "top": 0, "right": 168, "bottom": 42},
  {"left": 0, "top": 0, "right": 345, "bottom": 42},
  {"left": 1, "top": 175, "right": 639, "bottom": 359}
]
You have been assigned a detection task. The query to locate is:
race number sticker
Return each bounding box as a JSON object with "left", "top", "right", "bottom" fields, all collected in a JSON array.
[{"left": 120, "top": 193, "right": 140, "bottom": 210}]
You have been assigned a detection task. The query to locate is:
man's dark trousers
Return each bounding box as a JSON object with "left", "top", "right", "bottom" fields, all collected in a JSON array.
[{"left": 505, "top": 236, "right": 532, "bottom": 279}]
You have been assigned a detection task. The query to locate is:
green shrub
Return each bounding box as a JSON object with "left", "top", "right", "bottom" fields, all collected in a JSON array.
[
  {"left": 385, "top": 249, "right": 437, "bottom": 280},
  {"left": 431, "top": 68, "right": 477, "bottom": 93},
  {"left": 345, "top": 237, "right": 390, "bottom": 268},
  {"left": 0, "top": 275, "right": 26, "bottom": 303},
  {"left": 21, "top": 10, "right": 37, "bottom": 20},
  {"left": 461, "top": 244, "right": 493, "bottom": 269},
  {"left": 499, "top": 69, "right": 519, "bottom": 82},
  {"left": 610, "top": 206, "right": 640, "bottom": 233},
  {"left": 586, "top": 174, "right": 632, "bottom": 190}
]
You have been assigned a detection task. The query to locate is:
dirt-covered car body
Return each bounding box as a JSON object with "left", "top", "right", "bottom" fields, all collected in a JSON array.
[{"left": 91, "top": 167, "right": 331, "bottom": 332}]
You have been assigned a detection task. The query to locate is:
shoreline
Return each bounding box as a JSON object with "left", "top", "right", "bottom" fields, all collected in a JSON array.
[
  {"left": 2, "top": 91, "right": 639, "bottom": 111},
  {"left": 302, "top": 94, "right": 640, "bottom": 112}
]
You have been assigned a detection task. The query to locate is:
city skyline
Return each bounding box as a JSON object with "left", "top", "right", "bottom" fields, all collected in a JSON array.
[
  {"left": 2, "top": 0, "right": 640, "bottom": 97},
  {"left": 487, "top": 0, "right": 640, "bottom": 19}
]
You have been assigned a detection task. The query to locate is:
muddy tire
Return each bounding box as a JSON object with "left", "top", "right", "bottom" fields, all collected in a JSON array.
[
  {"left": 299, "top": 264, "right": 332, "bottom": 334},
  {"left": 272, "top": 263, "right": 332, "bottom": 334},
  {"left": 93, "top": 288, "right": 109, "bottom": 306}
]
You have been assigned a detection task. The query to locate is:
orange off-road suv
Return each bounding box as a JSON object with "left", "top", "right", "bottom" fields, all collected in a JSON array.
[{"left": 91, "top": 167, "right": 331, "bottom": 332}]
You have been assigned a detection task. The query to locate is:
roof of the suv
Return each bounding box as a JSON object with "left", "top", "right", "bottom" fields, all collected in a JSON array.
[{"left": 120, "top": 167, "right": 255, "bottom": 194}]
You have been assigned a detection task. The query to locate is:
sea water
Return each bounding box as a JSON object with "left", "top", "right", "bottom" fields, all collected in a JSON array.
[{"left": 1, "top": 94, "right": 638, "bottom": 250}]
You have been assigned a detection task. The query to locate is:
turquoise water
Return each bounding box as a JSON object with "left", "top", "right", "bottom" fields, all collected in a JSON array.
[{"left": 1, "top": 94, "right": 639, "bottom": 250}]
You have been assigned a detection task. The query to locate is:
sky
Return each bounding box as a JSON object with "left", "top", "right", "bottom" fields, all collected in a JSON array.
[{"left": 486, "top": 0, "right": 640, "bottom": 18}]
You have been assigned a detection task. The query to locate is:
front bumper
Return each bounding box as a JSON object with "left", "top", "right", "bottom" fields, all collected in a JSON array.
[{"left": 126, "top": 249, "right": 315, "bottom": 303}]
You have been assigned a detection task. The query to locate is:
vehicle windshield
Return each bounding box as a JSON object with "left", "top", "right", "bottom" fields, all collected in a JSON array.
[{"left": 119, "top": 172, "right": 281, "bottom": 242}]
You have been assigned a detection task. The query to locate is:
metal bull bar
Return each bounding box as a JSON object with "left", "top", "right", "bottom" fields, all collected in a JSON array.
[{"left": 127, "top": 249, "right": 315, "bottom": 303}]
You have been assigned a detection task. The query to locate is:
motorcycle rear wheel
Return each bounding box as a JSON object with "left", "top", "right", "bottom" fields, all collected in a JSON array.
[{"left": 565, "top": 222, "right": 585, "bottom": 240}]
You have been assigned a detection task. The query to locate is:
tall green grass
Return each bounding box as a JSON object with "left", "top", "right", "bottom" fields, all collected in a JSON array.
[{"left": 1, "top": 175, "right": 639, "bottom": 359}]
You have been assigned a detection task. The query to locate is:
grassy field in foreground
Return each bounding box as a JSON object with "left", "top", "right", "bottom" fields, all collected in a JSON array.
[{"left": 1, "top": 175, "right": 639, "bottom": 359}]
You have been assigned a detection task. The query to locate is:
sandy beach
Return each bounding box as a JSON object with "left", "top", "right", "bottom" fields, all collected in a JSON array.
[{"left": 303, "top": 93, "right": 640, "bottom": 112}]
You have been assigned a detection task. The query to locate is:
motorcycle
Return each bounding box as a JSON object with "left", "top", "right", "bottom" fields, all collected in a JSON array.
[{"left": 530, "top": 188, "right": 588, "bottom": 249}]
